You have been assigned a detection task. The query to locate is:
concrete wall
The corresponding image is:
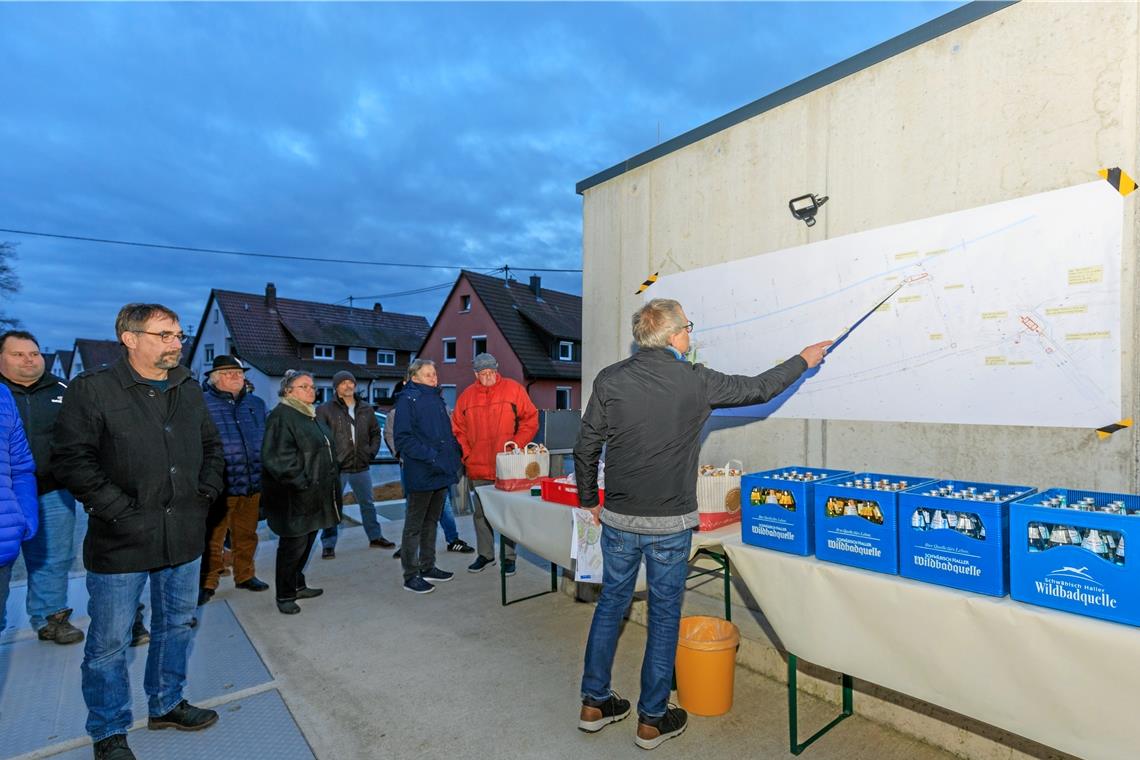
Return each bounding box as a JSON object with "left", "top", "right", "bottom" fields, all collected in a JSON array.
[
  {"left": 581, "top": 1, "right": 1140, "bottom": 492},
  {"left": 579, "top": 4, "right": 1138, "bottom": 759}
]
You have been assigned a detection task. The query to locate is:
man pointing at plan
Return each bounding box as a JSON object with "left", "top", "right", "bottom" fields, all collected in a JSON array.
[{"left": 573, "top": 297, "right": 830, "bottom": 751}]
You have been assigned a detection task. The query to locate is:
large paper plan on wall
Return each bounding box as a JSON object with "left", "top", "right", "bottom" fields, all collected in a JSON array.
[{"left": 648, "top": 181, "right": 1123, "bottom": 428}]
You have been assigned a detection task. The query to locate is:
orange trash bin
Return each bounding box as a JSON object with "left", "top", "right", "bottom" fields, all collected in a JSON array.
[{"left": 674, "top": 615, "right": 740, "bottom": 716}]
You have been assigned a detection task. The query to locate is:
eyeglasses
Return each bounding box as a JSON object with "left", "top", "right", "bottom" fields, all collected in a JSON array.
[
  {"left": 293, "top": 383, "right": 315, "bottom": 390},
  {"left": 133, "top": 330, "right": 189, "bottom": 345},
  {"left": 683, "top": 321, "right": 694, "bottom": 334}
]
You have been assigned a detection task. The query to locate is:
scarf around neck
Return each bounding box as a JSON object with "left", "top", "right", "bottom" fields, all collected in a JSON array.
[{"left": 281, "top": 395, "right": 316, "bottom": 418}]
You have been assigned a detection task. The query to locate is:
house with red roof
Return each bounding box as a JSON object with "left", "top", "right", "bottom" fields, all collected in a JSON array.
[{"left": 417, "top": 271, "right": 581, "bottom": 410}]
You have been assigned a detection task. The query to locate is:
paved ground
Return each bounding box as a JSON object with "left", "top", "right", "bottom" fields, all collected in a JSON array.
[
  {"left": 216, "top": 516, "right": 960, "bottom": 760},
  {"left": 7, "top": 466, "right": 963, "bottom": 759}
]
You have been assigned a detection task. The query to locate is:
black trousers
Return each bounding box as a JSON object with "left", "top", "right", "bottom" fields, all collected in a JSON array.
[
  {"left": 276, "top": 530, "right": 317, "bottom": 602},
  {"left": 401, "top": 488, "right": 446, "bottom": 581}
]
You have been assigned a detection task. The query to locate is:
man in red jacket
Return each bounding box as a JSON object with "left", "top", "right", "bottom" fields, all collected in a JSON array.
[{"left": 452, "top": 353, "right": 537, "bottom": 576}]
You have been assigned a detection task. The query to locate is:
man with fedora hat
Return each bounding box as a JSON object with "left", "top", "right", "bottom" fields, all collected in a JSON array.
[{"left": 199, "top": 354, "right": 269, "bottom": 604}]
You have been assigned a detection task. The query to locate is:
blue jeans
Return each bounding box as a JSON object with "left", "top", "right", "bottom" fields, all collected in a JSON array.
[
  {"left": 581, "top": 525, "right": 692, "bottom": 719},
  {"left": 438, "top": 486, "right": 459, "bottom": 544},
  {"left": 0, "top": 561, "right": 12, "bottom": 631},
  {"left": 82, "top": 558, "right": 200, "bottom": 742},
  {"left": 322, "top": 470, "right": 386, "bottom": 548},
  {"left": 23, "top": 489, "right": 78, "bottom": 630}
]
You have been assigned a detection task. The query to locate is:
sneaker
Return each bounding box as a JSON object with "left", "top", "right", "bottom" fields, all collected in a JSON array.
[
  {"left": 276, "top": 600, "right": 301, "bottom": 615},
  {"left": 130, "top": 618, "right": 150, "bottom": 647},
  {"left": 468, "top": 555, "right": 495, "bottom": 573},
  {"left": 447, "top": 538, "right": 476, "bottom": 553},
  {"left": 321, "top": 547, "right": 335, "bottom": 559},
  {"left": 296, "top": 586, "right": 324, "bottom": 599},
  {"left": 635, "top": 706, "right": 687, "bottom": 750},
  {"left": 37, "top": 608, "right": 85, "bottom": 645},
  {"left": 503, "top": 560, "right": 517, "bottom": 577},
  {"left": 370, "top": 537, "right": 396, "bottom": 549},
  {"left": 147, "top": 699, "right": 220, "bottom": 731},
  {"left": 197, "top": 588, "right": 215, "bottom": 607},
  {"left": 578, "top": 691, "right": 631, "bottom": 733},
  {"left": 235, "top": 577, "right": 269, "bottom": 592},
  {"left": 421, "top": 567, "right": 454, "bottom": 583},
  {"left": 93, "top": 734, "right": 135, "bottom": 760},
  {"left": 403, "top": 575, "right": 435, "bottom": 594}
]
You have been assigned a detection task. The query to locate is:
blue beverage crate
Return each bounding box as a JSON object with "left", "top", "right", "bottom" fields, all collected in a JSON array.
[
  {"left": 740, "top": 467, "right": 853, "bottom": 555},
  {"left": 1010, "top": 488, "right": 1140, "bottom": 627},
  {"left": 813, "top": 472, "right": 935, "bottom": 574},
  {"left": 898, "top": 479, "right": 1036, "bottom": 596}
]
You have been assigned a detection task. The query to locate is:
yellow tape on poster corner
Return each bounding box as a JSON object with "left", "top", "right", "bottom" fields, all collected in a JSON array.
[
  {"left": 1098, "top": 167, "right": 1137, "bottom": 197},
  {"left": 1096, "top": 418, "right": 1132, "bottom": 440},
  {"left": 635, "top": 272, "right": 659, "bottom": 295}
]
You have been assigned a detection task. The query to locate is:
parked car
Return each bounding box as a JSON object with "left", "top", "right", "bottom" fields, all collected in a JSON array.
[{"left": 373, "top": 411, "right": 395, "bottom": 462}]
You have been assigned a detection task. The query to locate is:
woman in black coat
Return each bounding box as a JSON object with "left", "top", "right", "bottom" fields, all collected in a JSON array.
[{"left": 261, "top": 370, "right": 340, "bottom": 614}]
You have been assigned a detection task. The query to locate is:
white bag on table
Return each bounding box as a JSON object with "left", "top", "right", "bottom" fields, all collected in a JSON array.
[
  {"left": 695, "top": 460, "right": 744, "bottom": 531},
  {"left": 494, "top": 441, "right": 550, "bottom": 491}
]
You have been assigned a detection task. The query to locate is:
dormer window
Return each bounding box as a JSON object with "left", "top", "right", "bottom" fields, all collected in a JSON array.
[
  {"left": 376, "top": 350, "right": 396, "bottom": 366},
  {"left": 559, "top": 341, "right": 574, "bottom": 361},
  {"left": 314, "top": 344, "right": 334, "bottom": 360}
]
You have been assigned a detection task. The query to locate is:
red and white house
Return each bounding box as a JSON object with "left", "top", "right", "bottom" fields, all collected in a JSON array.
[{"left": 418, "top": 271, "right": 581, "bottom": 411}]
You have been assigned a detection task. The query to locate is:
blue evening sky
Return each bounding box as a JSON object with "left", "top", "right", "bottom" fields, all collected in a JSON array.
[{"left": 0, "top": 1, "right": 962, "bottom": 354}]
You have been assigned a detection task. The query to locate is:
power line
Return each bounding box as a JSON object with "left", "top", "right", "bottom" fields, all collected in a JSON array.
[{"left": 0, "top": 227, "right": 584, "bottom": 273}]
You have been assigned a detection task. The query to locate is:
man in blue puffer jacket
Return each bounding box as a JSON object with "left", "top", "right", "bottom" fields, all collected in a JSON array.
[
  {"left": 198, "top": 356, "right": 268, "bottom": 604},
  {"left": 0, "top": 382, "right": 40, "bottom": 632}
]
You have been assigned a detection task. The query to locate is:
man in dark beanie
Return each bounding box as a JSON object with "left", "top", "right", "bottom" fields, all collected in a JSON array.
[{"left": 316, "top": 370, "right": 392, "bottom": 558}]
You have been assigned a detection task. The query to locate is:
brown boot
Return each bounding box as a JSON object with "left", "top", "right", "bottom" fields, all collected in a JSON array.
[{"left": 37, "top": 608, "right": 85, "bottom": 645}]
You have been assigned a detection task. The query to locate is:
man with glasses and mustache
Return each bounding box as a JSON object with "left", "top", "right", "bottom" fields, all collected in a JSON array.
[{"left": 53, "top": 303, "right": 224, "bottom": 760}]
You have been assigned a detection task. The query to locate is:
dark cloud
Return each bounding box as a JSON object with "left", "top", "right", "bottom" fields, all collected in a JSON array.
[{"left": 0, "top": 1, "right": 962, "bottom": 353}]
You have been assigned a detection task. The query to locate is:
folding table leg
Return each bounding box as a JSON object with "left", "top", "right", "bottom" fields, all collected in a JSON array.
[{"left": 787, "top": 654, "right": 853, "bottom": 755}]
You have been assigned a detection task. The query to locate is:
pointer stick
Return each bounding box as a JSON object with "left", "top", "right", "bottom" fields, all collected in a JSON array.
[{"left": 827, "top": 282, "right": 904, "bottom": 354}]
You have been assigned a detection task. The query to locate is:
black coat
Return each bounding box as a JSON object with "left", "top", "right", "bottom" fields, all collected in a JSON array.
[
  {"left": 261, "top": 402, "right": 341, "bottom": 538},
  {"left": 0, "top": 371, "right": 68, "bottom": 494},
  {"left": 51, "top": 360, "right": 224, "bottom": 574},
  {"left": 316, "top": 396, "right": 380, "bottom": 474},
  {"left": 574, "top": 348, "right": 807, "bottom": 518}
]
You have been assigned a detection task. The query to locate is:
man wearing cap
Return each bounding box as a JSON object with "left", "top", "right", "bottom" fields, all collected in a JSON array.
[
  {"left": 452, "top": 352, "right": 538, "bottom": 575},
  {"left": 316, "top": 371, "right": 393, "bottom": 558},
  {"left": 198, "top": 355, "right": 269, "bottom": 604}
]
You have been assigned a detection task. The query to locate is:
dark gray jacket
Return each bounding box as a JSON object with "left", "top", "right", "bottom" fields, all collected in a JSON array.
[
  {"left": 573, "top": 348, "right": 807, "bottom": 519},
  {"left": 316, "top": 396, "right": 380, "bottom": 474}
]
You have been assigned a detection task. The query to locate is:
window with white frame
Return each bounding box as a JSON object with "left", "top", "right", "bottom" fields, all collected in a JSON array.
[
  {"left": 472, "top": 336, "right": 487, "bottom": 358},
  {"left": 314, "top": 344, "right": 334, "bottom": 360},
  {"left": 460, "top": 295, "right": 471, "bottom": 312},
  {"left": 204, "top": 344, "right": 215, "bottom": 363},
  {"left": 556, "top": 387, "right": 572, "bottom": 410},
  {"left": 441, "top": 384, "right": 457, "bottom": 410},
  {"left": 558, "top": 341, "right": 574, "bottom": 361},
  {"left": 348, "top": 346, "right": 366, "bottom": 364},
  {"left": 376, "top": 349, "right": 396, "bottom": 366},
  {"left": 443, "top": 338, "right": 456, "bottom": 363}
]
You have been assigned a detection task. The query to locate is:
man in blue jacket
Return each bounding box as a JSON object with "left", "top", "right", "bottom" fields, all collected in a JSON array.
[
  {"left": 0, "top": 382, "right": 39, "bottom": 633},
  {"left": 0, "top": 330, "right": 84, "bottom": 644},
  {"left": 198, "top": 355, "right": 268, "bottom": 605}
]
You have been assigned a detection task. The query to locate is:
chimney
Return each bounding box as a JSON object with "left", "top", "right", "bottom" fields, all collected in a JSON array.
[
  {"left": 529, "top": 275, "right": 542, "bottom": 299},
  {"left": 265, "top": 282, "right": 277, "bottom": 312},
  {"left": 373, "top": 302, "right": 383, "bottom": 312}
]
